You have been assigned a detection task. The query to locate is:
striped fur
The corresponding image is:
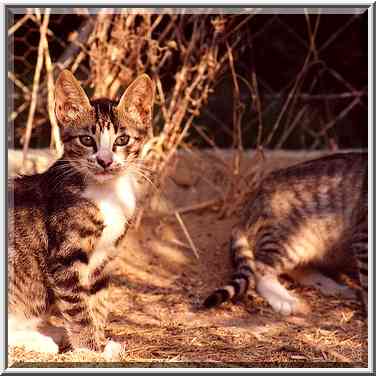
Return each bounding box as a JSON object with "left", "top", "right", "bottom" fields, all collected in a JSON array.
[
  {"left": 8, "top": 70, "right": 155, "bottom": 354},
  {"left": 204, "top": 152, "right": 368, "bottom": 315},
  {"left": 204, "top": 230, "right": 255, "bottom": 308}
]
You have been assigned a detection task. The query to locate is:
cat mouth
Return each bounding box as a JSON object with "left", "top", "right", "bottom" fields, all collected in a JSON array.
[
  {"left": 94, "top": 172, "right": 117, "bottom": 180},
  {"left": 94, "top": 167, "right": 121, "bottom": 175},
  {"left": 93, "top": 169, "right": 123, "bottom": 180},
  {"left": 95, "top": 171, "right": 113, "bottom": 175}
]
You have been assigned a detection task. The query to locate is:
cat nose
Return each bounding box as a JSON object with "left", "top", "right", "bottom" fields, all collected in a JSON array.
[{"left": 96, "top": 152, "right": 113, "bottom": 169}]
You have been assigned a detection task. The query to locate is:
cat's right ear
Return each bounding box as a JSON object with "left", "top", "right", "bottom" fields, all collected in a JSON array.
[{"left": 54, "top": 70, "right": 92, "bottom": 127}]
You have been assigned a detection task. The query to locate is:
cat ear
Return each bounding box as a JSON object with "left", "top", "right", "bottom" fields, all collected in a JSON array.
[
  {"left": 116, "top": 74, "right": 155, "bottom": 132},
  {"left": 54, "top": 70, "right": 92, "bottom": 127}
]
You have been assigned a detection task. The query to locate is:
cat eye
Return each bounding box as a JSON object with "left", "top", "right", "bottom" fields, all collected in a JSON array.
[
  {"left": 114, "top": 135, "right": 130, "bottom": 147},
  {"left": 79, "top": 135, "right": 96, "bottom": 147}
]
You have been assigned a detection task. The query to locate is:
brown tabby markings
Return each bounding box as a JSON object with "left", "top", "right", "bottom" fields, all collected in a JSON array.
[
  {"left": 204, "top": 152, "right": 368, "bottom": 316},
  {"left": 8, "top": 70, "right": 155, "bottom": 354}
]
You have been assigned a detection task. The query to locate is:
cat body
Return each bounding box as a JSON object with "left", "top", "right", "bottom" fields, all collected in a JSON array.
[
  {"left": 204, "top": 152, "right": 368, "bottom": 315},
  {"left": 8, "top": 70, "right": 155, "bottom": 354}
]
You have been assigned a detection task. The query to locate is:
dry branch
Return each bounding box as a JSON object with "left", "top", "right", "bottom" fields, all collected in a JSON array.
[
  {"left": 22, "top": 9, "right": 50, "bottom": 167},
  {"left": 8, "top": 10, "right": 366, "bottom": 212},
  {"left": 174, "top": 211, "right": 200, "bottom": 260}
]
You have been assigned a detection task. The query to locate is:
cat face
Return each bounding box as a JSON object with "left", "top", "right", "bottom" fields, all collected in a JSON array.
[{"left": 54, "top": 70, "right": 154, "bottom": 183}]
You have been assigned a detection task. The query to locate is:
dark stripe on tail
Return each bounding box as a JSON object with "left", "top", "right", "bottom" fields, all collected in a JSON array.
[
  {"left": 203, "top": 230, "right": 255, "bottom": 309},
  {"left": 203, "top": 288, "right": 231, "bottom": 308}
]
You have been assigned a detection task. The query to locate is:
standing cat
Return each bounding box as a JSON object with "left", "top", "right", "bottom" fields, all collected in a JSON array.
[
  {"left": 8, "top": 70, "right": 155, "bottom": 355},
  {"left": 204, "top": 152, "right": 368, "bottom": 315}
]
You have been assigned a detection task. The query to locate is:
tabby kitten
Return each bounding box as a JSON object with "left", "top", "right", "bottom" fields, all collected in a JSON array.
[
  {"left": 8, "top": 70, "right": 155, "bottom": 354},
  {"left": 204, "top": 152, "right": 368, "bottom": 315}
]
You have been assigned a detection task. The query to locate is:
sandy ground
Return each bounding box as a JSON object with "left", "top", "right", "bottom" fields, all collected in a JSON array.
[{"left": 8, "top": 149, "right": 368, "bottom": 368}]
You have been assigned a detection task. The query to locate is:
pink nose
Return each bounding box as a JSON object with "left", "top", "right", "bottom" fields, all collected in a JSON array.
[{"left": 96, "top": 152, "right": 113, "bottom": 169}]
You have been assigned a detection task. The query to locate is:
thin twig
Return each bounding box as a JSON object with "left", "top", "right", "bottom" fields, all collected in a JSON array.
[
  {"left": 22, "top": 9, "right": 50, "bottom": 167},
  {"left": 276, "top": 106, "right": 307, "bottom": 148},
  {"left": 263, "top": 50, "right": 313, "bottom": 147},
  {"left": 174, "top": 211, "right": 200, "bottom": 260},
  {"left": 8, "top": 14, "right": 31, "bottom": 36},
  {"left": 318, "top": 97, "right": 360, "bottom": 136},
  {"left": 319, "top": 14, "right": 360, "bottom": 53},
  {"left": 173, "top": 198, "right": 223, "bottom": 216},
  {"left": 8, "top": 72, "right": 31, "bottom": 97}
]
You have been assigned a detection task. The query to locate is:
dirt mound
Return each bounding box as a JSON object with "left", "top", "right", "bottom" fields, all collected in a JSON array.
[{"left": 8, "top": 149, "right": 367, "bottom": 368}]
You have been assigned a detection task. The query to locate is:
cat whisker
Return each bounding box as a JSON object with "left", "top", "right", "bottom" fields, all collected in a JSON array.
[
  {"left": 130, "top": 161, "right": 155, "bottom": 172},
  {"left": 49, "top": 168, "right": 78, "bottom": 192},
  {"left": 128, "top": 166, "right": 159, "bottom": 193}
]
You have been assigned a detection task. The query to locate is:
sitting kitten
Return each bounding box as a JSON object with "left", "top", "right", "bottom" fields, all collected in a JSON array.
[
  {"left": 204, "top": 152, "right": 368, "bottom": 315},
  {"left": 8, "top": 70, "right": 155, "bottom": 355}
]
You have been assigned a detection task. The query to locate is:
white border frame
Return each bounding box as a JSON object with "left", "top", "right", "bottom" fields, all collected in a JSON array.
[{"left": 1, "top": 1, "right": 373, "bottom": 373}]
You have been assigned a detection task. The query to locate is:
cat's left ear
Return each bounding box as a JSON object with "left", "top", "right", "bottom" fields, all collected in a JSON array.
[
  {"left": 116, "top": 74, "right": 155, "bottom": 133},
  {"left": 54, "top": 69, "right": 93, "bottom": 128}
]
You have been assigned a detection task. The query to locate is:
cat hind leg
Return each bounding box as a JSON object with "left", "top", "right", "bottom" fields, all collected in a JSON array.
[
  {"left": 253, "top": 227, "right": 310, "bottom": 316},
  {"left": 288, "top": 268, "right": 356, "bottom": 299}
]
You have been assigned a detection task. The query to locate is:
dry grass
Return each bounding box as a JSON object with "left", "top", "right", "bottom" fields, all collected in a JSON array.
[
  {"left": 9, "top": 9, "right": 366, "bottom": 174},
  {"left": 8, "top": 150, "right": 368, "bottom": 368}
]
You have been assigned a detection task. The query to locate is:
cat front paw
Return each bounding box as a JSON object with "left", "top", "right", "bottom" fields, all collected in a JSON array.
[
  {"left": 103, "top": 340, "right": 126, "bottom": 361},
  {"left": 9, "top": 331, "right": 60, "bottom": 354}
]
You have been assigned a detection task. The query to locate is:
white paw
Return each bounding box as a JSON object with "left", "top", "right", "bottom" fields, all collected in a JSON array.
[
  {"left": 9, "top": 331, "right": 59, "bottom": 354},
  {"left": 296, "top": 271, "right": 356, "bottom": 299},
  {"left": 31, "top": 335, "right": 59, "bottom": 354},
  {"left": 267, "top": 294, "right": 301, "bottom": 315},
  {"left": 103, "top": 340, "right": 125, "bottom": 361},
  {"left": 256, "top": 276, "right": 309, "bottom": 316}
]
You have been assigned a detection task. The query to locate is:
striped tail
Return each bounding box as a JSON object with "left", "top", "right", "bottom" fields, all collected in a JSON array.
[{"left": 203, "top": 229, "right": 256, "bottom": 308}]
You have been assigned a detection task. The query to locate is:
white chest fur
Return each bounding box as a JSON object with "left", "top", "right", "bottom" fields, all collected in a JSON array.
[
  {"left": 83, "top": 174, "right": 136, "bottom": 250},
  {"left": 79, "top": 175, "right": 136, "bottom": 287}
]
